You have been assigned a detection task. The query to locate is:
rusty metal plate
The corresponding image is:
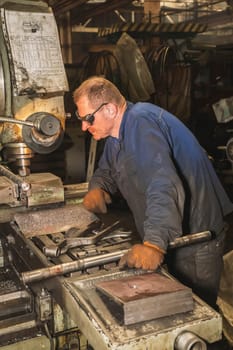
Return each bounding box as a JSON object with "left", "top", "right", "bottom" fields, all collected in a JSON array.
[
  {"left": 14, "top": 204, "right": 99, "bottom": 237},
  {"left": 96, "top": 272, "right": 193, "bottom": 325}
]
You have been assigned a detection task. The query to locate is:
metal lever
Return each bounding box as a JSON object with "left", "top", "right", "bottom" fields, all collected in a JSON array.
[
  {"left": 168, "top": 230, "right": 213, "bottom": 249},
  {"left": 0, "top": 116, "right": 35, "bottom": 127},
  {"left": 0, "top": 114, "right": 60, "bottom": 136},
  {"left": 21, "top": 249, "right": 129, "bottom": 284}
]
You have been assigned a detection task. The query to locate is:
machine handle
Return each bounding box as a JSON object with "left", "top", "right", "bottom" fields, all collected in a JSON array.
[
  {"left": 168, "top": 230, "right": 213, "bottom": 249},
  {"left": 21, "top": 249, "right": 128, "bottom": 284},
  {"left": 0, "top": 114, "right": 60, "bottom": 136},
  {"left": 0, "top": 116, "right": 34, "bottom": 127}
]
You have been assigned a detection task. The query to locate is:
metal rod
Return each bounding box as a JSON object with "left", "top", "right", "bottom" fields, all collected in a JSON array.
[
  {"left": 21, "top": 230, "right": 212, "bottom": 284},
  {"left": 168, "top": 231, "right": 212, "bottom": 249},
  {"left": 0, "top": 116, "right": 34, "bottom": 127},
  {"left": 21, "top": 249, "right": 128, "bottom": 284}
]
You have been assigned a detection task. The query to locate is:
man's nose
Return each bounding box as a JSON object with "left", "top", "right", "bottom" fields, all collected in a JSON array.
[{"left": 81, "top": 121, "right": 89, "bottom": 131}]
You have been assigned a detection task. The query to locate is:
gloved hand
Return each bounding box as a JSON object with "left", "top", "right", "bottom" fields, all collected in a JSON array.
[
  {"left": 83, "top": 188, "right": 112, "bottom": 214},
  {"left": 119, "top": 241, "right": 165, "bottom": 270}
]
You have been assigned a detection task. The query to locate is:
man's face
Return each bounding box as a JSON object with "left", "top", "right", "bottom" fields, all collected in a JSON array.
[{"left": 76, "top": 97, "right": 114, "bottom": 140}]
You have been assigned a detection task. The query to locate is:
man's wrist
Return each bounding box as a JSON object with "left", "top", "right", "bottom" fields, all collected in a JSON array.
[{"left": 143, "top": 241, "right": 165, "bottom": 254}]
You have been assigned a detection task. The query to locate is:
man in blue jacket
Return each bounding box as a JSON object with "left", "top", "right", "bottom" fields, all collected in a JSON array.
[{"left": 73, "top": 76, "right": 233, "bottom": 308}]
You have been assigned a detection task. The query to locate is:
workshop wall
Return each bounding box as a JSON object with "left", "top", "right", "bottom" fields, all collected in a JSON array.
[{"left": 49, "top": 1, "right": 233, "bottom": 187}]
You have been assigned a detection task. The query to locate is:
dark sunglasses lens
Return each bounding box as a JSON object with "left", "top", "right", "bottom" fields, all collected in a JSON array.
[
  {"left": 75, "top": 102, "right": 107, "bottom": 124},
  {"left": 76, "top": 111, "right": 92, "bottom": 123},
  {"left": 86, "top": 114, "right": 94, "bottom": 124}
]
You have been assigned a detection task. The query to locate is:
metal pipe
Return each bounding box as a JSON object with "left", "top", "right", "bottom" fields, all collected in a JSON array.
[
  {"left": 0, "top": 116, "right": 34, "bottom": 127},
  {"left": 21, "top": 230, "right": 212, "bottom": 284},
  {"left": 174, "top": 331, "right": 207, "bottom": 350},
  {"left": 21, "top": 249, "right": 128, "bottom": 284},
  {"left": 0, "top": 115, "right": 60, "bottom": 136},
  {"left": 168, "top": 231, "right": 212, "bottom": 249}
]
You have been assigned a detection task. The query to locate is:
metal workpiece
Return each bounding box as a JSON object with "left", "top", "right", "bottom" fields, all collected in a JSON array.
[
  {"left": 21, "top": 249, "right": 128, "bottom": 284},
  {"left": 63, "top": 269, "right": 222, "bottom": 350},
  {"left": 14, "top": 203, "right": 98, "bottom": 236}
]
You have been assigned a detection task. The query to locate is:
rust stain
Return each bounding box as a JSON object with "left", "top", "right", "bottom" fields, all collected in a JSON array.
[{"left": 2, "top": 123, "right": 23, "bottom": 143}]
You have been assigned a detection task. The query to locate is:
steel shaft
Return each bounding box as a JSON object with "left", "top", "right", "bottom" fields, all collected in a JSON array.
[
  {"left": 21, "top": 249, "right": 128, "bottom": 284},
  {"left": 21, "top": 230, "right": 212, "bottom": 284}
]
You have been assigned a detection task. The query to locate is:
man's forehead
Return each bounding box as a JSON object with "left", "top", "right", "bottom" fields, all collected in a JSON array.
[
  {"left": 77, "top": 95, "right": 88, "bottom": 105},
  {"left": 76, "top": 96, "right": 91, "bottom": 110}
]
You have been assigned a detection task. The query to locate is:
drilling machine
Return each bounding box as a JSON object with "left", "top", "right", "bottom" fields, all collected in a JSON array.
[
  {"left": 0, "top": 0, "right": 67, "bottom": 211},
  {"left": 0, "top": 1, "right": 85, "bottom": 348},
  {"left": 0, "top": 1, "right": 225, "bottom": 350},
  {"left": 0, "top": 2, "right": 136, "bottom": 349}
]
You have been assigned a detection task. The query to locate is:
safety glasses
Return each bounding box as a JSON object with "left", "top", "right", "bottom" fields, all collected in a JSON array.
[{"left": 76, "top": 102, "right": 108, "bottom": 125}]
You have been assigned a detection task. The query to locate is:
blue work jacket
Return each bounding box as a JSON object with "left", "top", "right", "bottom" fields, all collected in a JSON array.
[{"left": 89, "top": 102, "right": 233, "bottom": 250}]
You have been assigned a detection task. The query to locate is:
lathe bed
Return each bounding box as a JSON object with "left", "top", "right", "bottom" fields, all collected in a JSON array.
[{"left": 0, "top": 204, "right": 223, "bottom": 350}]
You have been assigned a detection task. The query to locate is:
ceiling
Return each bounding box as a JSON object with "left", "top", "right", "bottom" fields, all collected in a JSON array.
[
  {"left": 46, "top": 0, "right": 139, "bottom": 26},
  {"left": 45, "top": 1, "right": 231, "bottom": 29}
]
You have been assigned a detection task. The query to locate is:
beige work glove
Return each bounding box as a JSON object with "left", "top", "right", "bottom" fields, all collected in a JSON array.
[
  {"left": 83, "top": 188, "right": 112, "bottom": 214},
  {"left": 119, "top": 241, "right": 165, "bottom": 270}
]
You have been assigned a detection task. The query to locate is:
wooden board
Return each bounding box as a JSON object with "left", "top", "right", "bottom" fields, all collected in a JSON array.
[{"left": 96, "top": 272, "right": 193, "bottom": 325}]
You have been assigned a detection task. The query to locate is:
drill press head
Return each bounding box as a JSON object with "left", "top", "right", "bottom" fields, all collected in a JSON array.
[
  {"left": 0, "top": 0, "right": 69, "bottom": 208},
  {"left": 0, "top": 0, "right": 69, "bottom": 176}
]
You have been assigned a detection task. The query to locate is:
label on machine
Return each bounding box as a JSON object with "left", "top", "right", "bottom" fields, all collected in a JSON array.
[{"left": 2, "top": 9, "right": 69, "bottom": 95}]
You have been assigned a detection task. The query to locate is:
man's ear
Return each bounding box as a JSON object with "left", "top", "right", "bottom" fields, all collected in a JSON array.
[{"left": 106, "top": 103, "right": 117, "bottom": 119}]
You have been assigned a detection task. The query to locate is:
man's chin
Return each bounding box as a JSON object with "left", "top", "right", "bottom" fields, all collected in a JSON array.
[{"left": 92, "top": 133, "right": 107, "bottom": 140}]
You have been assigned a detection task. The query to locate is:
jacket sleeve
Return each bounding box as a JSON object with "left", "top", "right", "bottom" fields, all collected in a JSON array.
[{"left": 130, "top": 116, "right": 185, "bottom": 251}]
